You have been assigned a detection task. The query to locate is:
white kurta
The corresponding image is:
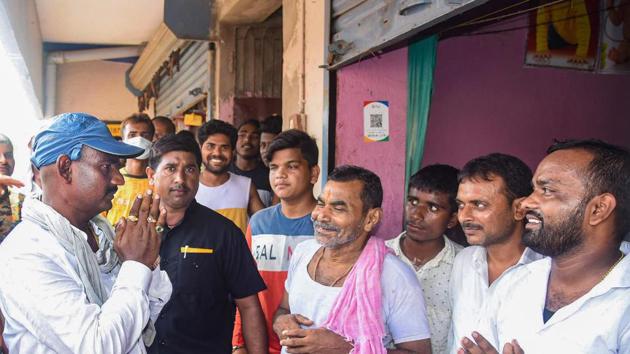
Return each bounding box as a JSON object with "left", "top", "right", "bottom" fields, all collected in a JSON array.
[
  {"left": 386, "top": 233, "right": 463, "bottom": 354},
  {"left": 477, "top": 254, "right": 630, "bottom": 353},
  {"left": 447, "top": 245, "right": 543, "bottom": 353},
  {"left": 0, "top": 219, "right": 172, "bottom": 354}
]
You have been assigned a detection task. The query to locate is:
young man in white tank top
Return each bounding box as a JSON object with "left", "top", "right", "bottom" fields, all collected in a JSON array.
[{"left": 195, "top": 120, "right": 263, "bottom": 234}]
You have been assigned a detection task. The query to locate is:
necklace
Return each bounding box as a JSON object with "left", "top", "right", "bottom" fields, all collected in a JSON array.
[
  {"left": 411, "top": 257, "right": 427, "bottom": 269},
  {"left": 601, "top": 252, "right": 625, "bottom": 282},
  {"left": 313, "top": 248, "right": 355, "bottom": 287},
  {"left": 401, "top": 236, "right": 435, "bottom": 270}
]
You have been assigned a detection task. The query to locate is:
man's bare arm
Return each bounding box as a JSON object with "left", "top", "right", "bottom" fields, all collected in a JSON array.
[
  {"left": 235, "top": 294, "right": 267, "bottom": 354},
  {"left": 387, "top": 339, "right": 431, "bottom": 354},
  {"left": 272, "top": 291, "right": 314, "bottom": 340},
  {"left": 248, "top": 184, "right": 264, "bottom": 216}
]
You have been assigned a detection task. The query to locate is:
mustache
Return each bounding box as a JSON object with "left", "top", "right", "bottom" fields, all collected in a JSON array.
[
  {"left": 107, "top": 186, "right": 118, "bottom": 195},
  {"left": 170, "top": 184, "right": 189, "bottom": 192},
  {"left": 462, "top": 222, "right": 483, "bottom": 230},
  {"left": 525, "top": 211, "right": 544, "bottom": 220},
  {"left": 207, "top": 155, "right": 227, "bottom": 162},
  {"left": 313, "top": 221, "right": 341, "bottom": 233}
]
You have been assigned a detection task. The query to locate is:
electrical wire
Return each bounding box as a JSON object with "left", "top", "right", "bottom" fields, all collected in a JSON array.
[{"left": 442, "top": 0, "right": 630, "bottom": 37}]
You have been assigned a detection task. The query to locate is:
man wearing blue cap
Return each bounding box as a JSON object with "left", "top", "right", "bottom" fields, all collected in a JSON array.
[{"left": 0, "top": 113, "right": 172, "bottom": 353}]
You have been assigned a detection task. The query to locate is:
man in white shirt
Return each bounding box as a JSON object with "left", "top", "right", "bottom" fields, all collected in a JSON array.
[
  {"left": 459, "top": 139, "right": 630, "bottom": 354},
  {"left": 386, "top": 164, "right": 463, "bottom": 354},
  {"left": 0, "top": 113, "right": 172, "bottom": 354},
  {"left": 449, "top": 153, "right": 543, "bottom": 353}
]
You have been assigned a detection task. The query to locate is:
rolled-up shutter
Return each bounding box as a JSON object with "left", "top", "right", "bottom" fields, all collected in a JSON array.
[
  {"left": 156, "top": 41, "right": 210, "bottom": 116},
  {"left": 330, "top": 0, "right": 488, "bottom": 69}
]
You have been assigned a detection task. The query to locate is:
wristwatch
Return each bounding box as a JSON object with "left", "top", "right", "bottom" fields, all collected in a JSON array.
[{"left": 232, "top": 345, "right": 244, "bottom": 352}]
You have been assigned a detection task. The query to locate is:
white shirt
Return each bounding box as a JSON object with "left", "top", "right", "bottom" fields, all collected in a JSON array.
[
  {"left": 283, "top": 239, "right": 431, "bottom": 353},
  {"left": 447, "top": 245, "right": 543, "bottom": 353},
  {"left": 386, "top": 233, "right": 463, "bottom": 354},
  {"left": 477, "top": 254, "right": 630, "bottom": 353},
  {"left": 0, "top": 219, "right": 172, "bottom": 354}
]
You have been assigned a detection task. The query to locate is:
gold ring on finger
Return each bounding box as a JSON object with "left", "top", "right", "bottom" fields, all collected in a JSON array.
[
  {"left": 127, "top": 215, "right": 139, "bottom": 223},
  {"left": 155, "top": 225, "right": 165, "bottom": 233},
  {"left": 147, "top": 216, "right": 157, "bottom": 223}
]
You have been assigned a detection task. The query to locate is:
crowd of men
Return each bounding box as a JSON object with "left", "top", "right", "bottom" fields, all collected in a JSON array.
[{"left": 0, "top": 111, "right": 627, "bottom": 354}]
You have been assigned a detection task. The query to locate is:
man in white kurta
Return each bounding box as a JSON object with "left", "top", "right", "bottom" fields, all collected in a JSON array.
[
  {"left": 0, "top": 113, "right": 172, "bottom": 354},
  {"left": 459, "top": 140, "right": 630, "bottom": 354}
]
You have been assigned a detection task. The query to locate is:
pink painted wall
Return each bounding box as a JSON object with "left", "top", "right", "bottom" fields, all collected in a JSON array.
[
  {"left": 334, "top": 16, "right": 630, "bottom": 238},
  {"left": 423, "top": 16, "right": 630, "bottom": 170},
  {"left": 335, "top": 47, "right": 408, "bottom": 239}
]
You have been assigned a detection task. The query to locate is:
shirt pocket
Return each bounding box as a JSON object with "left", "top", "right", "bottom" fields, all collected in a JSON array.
[{"left": 177, "top": 250, "right": 212, "bottom": 291}]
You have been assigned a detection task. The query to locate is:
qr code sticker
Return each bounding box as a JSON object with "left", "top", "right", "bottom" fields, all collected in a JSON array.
[{"left": 370, "top": 114, "right": 383, "bottom": 128}]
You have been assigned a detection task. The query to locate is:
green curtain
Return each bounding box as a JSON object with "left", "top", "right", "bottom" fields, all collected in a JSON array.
[{"left": 405, "top": 35, "right": 438, "bottom": 189}]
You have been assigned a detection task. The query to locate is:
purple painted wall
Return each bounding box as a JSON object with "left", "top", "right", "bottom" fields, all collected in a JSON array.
[
  {"left": 423, "top": 17, "right": 630, "bottom": 170},
  {"left": 335, "top": 47, "right": 408, "bottom": 239}
]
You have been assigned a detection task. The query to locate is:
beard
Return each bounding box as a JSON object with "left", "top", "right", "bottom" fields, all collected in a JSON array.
[
  {"left": 523, "top": 199, "right": 587, "bottom": 257},
  {"left": 203, "top": 159, "right": 229, "bottom": 175},
  {"left": 314, "top": 220, "right": 364, "bottom": 249}
]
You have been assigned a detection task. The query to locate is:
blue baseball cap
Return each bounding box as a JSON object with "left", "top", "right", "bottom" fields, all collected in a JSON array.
[{"left": 31, "top": 112, "right": 144, "bottom": 169}]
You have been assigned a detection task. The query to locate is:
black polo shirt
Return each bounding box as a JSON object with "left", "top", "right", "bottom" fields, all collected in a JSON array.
[{"left": 148, "top": 201, "right": 266, "bottom": 354}]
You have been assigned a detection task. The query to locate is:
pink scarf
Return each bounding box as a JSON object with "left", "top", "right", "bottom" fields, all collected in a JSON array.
[{"left": 321, "top": 237, "right": 391, "bottom": 354}]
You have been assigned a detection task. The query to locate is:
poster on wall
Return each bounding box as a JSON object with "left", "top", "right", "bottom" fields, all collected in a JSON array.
[
  {"left": 525, "top": 0, "right": 600, "bottom": 71},
  {"left": 597, "top": 0, "right": 630, "bottom": 73},
  {"left": 363, "top": 101, "right": 390, "bottom": 143}
]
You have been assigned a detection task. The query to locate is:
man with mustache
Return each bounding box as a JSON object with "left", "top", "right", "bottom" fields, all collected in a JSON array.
[
  {"left": 0, "top": 112, "right": 171, "bottom": 353},
  {"left": 0, "top": 133, "right": 24, "bottom": 240},
  {"left": 195, "top": 119, "right": 263, "bottom": 235},
  {"left": 230, "top": 119, "right": 274, "bottom": 207},
  {"left": 458, "top": 140, "right": 630, "bottom": 354},
  {"left": 273, "top": 165, "right": 431, "bottom": 353},
  {"left": 233, "top": 129, "right": 319, "bottom": 354},
  {"left": 448, "top": 153, "right": 543, "bottom": 354},
  {"left": 146, "top": 132, "right": 267, "bottom": 354},
  {"left": 106, "top": 113, "right": 155, "bottom": 226},
  {"left": 0, "top": 133, "right": 24, "bottom": 353},
  {"left": 386, "top": 164, "right": 463, "bottom": 354}
]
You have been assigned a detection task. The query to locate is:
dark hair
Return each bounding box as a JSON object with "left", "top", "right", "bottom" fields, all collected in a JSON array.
[
  {"left": 197, "top": 119, "right": 237, "bottom": 149},
  {"left": 328, "top": 165, "right": 383, "bottom": 211},
  {"left": 149, "top": 131, "right": 202, "bottom": 170},
  {"left": 152, "top": 116, "right": 176, "bottom": 134},
  {"left": 548, "top": 139, "right": 630, "bottom": 240},
  {"left": 261, "top": 115, "right": 282, "bottom": 135},
  {"left": 238, "top": 119, "right": 261, "bottom": 133},
  {"left": 266, "top": 129, "right": 318, "bottom": 167},
  {"left": 121, "top": 113, "right": 155, "bottom": 138},
  {"left": 459, "top": 153, "right": 533, "bottom": 203},
  {"left": 177, "top": 130, "right": 196, "bottom": 142},
  {"left": 409, "top": 164, "right": 459, "bottom": 213}
]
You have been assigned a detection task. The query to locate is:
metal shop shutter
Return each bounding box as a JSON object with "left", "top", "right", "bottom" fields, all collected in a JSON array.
[
  {"left": 156, "top": 41, "right": 210, "bottom": 116},
  {"left": 330, "top": 0, "right": 487, "bottom": 69}
]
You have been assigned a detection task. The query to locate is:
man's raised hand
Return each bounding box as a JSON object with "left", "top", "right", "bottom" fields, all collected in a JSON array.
[{"left": 114, "top": 189, "right": 166, "bottom": 269}]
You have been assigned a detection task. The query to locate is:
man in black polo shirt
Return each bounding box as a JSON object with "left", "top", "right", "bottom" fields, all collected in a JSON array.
[{"left": 146, "top": 132, "right": 268, "bottom": 354}]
